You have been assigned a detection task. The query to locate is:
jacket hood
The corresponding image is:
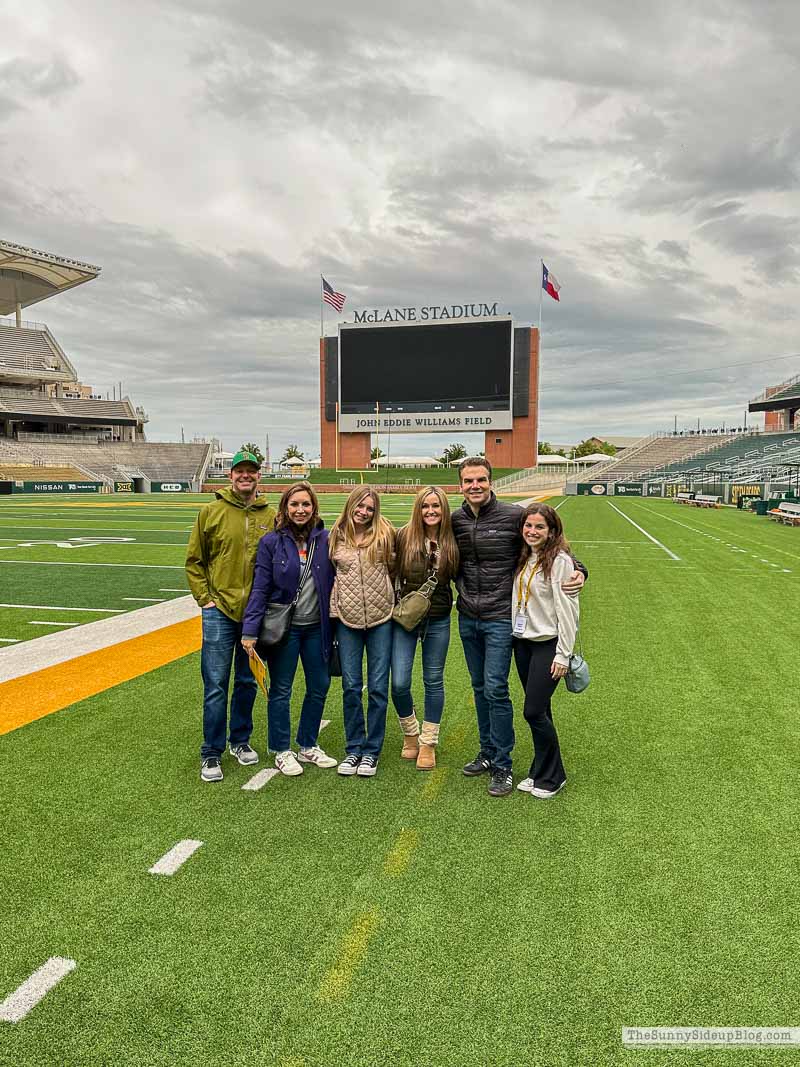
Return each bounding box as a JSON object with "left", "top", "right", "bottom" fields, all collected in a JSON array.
[{"left": 213, "top": 485, "right": 271, "bottom": 509}]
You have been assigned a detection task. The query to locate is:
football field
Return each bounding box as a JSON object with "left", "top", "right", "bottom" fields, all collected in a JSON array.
[{"left": 1, "top": 493, "right": 799, "bottom": 1066}]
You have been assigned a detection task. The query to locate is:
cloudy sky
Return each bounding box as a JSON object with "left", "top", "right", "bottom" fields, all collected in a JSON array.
[{"left": 1, "top": 0, "right": 798, "bottom": 458}]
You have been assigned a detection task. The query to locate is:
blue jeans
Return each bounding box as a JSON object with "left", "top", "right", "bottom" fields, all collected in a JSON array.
[
  {"left": 200, "top": 605, "right": 257, "bottom": 759},
  {"left": 265, "top": 624, "right": 331, "bottom": 751},
  {"left": 458, "top": 615, "right": 515, "bottom": 771},
  {"left": 390, "top": 616, "right": 451, "bottom": 724},
  {"left": 338, "top": 620, "right": 392, "bottom": 758}
]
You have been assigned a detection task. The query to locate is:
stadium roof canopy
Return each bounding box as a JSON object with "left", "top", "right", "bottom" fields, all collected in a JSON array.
[
  {"left": 749, "top": 373, "right": 800, "bottom": 413},
  {"left": 0, "top": 240, "right": 101, "bottom": 316}
]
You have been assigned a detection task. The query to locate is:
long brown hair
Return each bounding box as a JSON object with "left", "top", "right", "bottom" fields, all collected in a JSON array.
[
  {"left": 516, "top": 503, "right": 570, "bottom": 579},
  {"left": 275, "top": 481, "right": 320, "bottom": 539},
  {"left": 396, "top": 485, "right": 459, "bottom": 580},
  {"left": 329, "top": 485, "right": 395, "bottom": 563}
]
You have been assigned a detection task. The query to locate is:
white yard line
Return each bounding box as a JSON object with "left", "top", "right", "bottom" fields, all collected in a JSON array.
[
  {"left": 0, "top": 524, "right": 190, "bottom": 535},
  {"left": 319, "top": 719, "right": 331, "bottom": 731},
  {"left": 148, "top": 839, "right": 203, "bottom": 875},
  {"left": 0, "top": 603, "right": 125, "bottom": 613},
  {"left": 607, "top": 501, "right": 681, "bottom": 560},
  {"left": 29, "top": 621, "right": 81, "bottom": 627},
  {"left": 159, "top": 588, "right": 189, "bottom": 592},
  {"left": 570, "top": 539, "right": 656, "bottom": 544},
  {"left": 0, "top": 596, "right": 200, "bottom": 683},
  {"left": 0, "top": 957, "right": 76, "bottom": 1023},
  {"left": 0, "top": 560, "right": 185, "bottom": 570},
  {"left": 122, "top": 597, "right": 166, "bottom": 603},
  {"left": 0, "top": 638, "right": 20, "bottom": 643},
  {"left": 242, "top": 768, "right": 280, "bottom": 791}
]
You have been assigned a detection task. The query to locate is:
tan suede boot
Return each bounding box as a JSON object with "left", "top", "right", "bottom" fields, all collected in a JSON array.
[
  {"left": 416, "top": 721, "right": 440, "bottom": 770},
  {"left": 398, "top": 713, "right": 420, "bottom": 759}
]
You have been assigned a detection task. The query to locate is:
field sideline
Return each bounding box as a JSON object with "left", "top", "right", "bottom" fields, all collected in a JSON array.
[{"left": 1, "top": 494, "right": 799, "bottom": 1065}]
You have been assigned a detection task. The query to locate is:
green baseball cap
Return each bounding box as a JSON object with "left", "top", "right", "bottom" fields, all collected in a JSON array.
[{"left": 231, "top": 449, "right": 261, "bottom": 469}]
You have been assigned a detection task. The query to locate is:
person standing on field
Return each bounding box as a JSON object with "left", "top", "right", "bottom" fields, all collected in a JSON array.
[
  {"left": 451, "top": 457, "right": 586, "bottom": 798},
  {"left": 186, "top": 450, "right": 276, "bottom": 783}
]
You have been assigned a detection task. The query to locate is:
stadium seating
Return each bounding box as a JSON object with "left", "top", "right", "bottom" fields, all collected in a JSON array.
[
  {"left": 0, "top": 323, "right": 76, "bottom": 381},
  {"left": 570, "top": 433, "right": 737, "bottom": 484},
  {"left": 0, "top": 464, "right": 89, "bottom": 481},
  {"left": 0, "top": 438, "right": 211, "bottom": 485},
  {"left": 656, "top": 431, "right": 800, "bottom": 480}
]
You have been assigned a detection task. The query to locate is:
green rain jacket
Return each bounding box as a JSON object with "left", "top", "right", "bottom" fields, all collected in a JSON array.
[{"left": 185, "top": 486, "right": 276, "bottom": 622}]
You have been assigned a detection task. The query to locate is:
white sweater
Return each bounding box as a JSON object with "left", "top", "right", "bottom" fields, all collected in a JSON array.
[{"left": 512, "top": 550, "right": 579, "bottom": 667}]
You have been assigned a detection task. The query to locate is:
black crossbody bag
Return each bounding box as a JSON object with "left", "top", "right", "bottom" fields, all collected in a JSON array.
[{"left": 256, "top": 540, "right": 316, "bottom": 651}]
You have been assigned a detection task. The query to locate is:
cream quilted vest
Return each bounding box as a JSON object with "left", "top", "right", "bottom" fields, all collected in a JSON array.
[{"left": 330, "top": 541, "right": 394, "bottom": 628}]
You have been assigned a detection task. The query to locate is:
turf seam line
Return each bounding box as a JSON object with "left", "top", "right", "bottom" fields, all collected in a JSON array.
[
  {"left": 149, "top": 839, "right": 203, "bottom": 875},
  {"left": 0, "top": 957, "right": 77, "bottom": 1023},
  {"left": 383, "top": 828, "right": 419, "bottom": 876}
]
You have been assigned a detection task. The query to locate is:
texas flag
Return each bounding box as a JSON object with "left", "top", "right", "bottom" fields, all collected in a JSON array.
[{"left": 542, "top": 263, "right": 561, "bottom": 302}]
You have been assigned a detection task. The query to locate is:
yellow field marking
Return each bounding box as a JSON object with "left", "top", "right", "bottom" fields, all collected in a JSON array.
[
  {"left": 383, "top": 828, "right": 419, "bottom": 876},
  {"left": 421, "top": 766, "right": 449, "bottom": 802},
  {"left": 317, "top": 909, "right": 380, "bottom": 1002},
  {"left": 0, "top": 617, "right": 201, "bottom": 736},
  {"left": 448, "top": 719, "right": 469, "bottom": 747}
]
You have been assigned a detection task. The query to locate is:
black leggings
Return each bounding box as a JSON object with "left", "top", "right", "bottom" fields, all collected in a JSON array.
[{"left": 512, "top": 637, "right": 566, "bottom": 789}]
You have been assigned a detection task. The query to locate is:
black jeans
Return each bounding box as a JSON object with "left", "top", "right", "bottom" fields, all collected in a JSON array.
[{"left": 512, "top": 637, "right": 566, "bottom": 790}]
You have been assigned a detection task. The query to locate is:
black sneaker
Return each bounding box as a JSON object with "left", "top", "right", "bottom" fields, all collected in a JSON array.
[
  {"left": 488, "top": 768, "right": 513, "bottom": 797},
  {"left": 462, "top": 752, "right": 492, "bottom": 777},
  {"left": 200, "top": 757, "right": 223, "bottom": 783}
]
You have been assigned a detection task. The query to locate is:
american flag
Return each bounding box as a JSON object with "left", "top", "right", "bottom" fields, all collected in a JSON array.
[{"left": 321, "top": 276, "right": 346, "bottom": 313}]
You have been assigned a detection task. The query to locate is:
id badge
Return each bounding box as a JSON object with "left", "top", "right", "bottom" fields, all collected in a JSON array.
[{"left": 513, "top": 613, "right": 527, "bottom": 636}]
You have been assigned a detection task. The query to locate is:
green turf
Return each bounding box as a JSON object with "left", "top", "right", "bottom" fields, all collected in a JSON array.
[{"left": 2, "top": 497, "right": 800, "bottom": 1064}]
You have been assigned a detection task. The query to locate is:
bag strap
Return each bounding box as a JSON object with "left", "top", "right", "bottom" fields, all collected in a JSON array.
[{"left": 292, "top": 538, "right": 316, "bottom": 606}]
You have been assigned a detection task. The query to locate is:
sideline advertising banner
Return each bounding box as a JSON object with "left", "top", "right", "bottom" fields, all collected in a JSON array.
[
  {"left": 576, "top": 483, "right": 608, "bottom": 496},
  {"left": 114, "top": 480, "right": 134, "bottom": 493},
  {"left": 614, "top": 483, "right": 644, "bottom": 496},
  {"left": 151, "top": 482, "right": 190, "bottom": 493},
  {"left": 646, "top": 483, "right": 664, "bottom": 497},
  {"left": 18, "top": 481, "right": 103, "bottom": 494}
]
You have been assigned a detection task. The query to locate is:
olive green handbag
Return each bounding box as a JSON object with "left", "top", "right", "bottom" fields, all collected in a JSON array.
[{"left": 392, "top": 572, "right": 438, "bottom": 632}]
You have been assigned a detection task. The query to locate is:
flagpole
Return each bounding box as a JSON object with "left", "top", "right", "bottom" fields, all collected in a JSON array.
[
  {"left": 320, "top": 275, "right": 324, "bottom": 339},
  {"left": 537, "top": 260, "right": 543, "bottom": 461}
]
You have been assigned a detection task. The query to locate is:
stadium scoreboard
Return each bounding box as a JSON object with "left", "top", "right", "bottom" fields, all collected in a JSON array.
[{"left": 337, "top": 316, "right": 514, "bottom": 433}]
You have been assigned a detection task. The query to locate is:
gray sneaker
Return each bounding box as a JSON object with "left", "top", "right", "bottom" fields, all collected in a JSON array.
[
  {"left": 201, "top": 757, "right": 223, "bottom": 783},
  {"left": 229, "top": 743, "right": 259, "bottom": 766}
]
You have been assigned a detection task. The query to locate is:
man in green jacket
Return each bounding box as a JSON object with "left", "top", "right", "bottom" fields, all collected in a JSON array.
[{"left": 186, "top": 451, "right": 276, "bottom": 782}]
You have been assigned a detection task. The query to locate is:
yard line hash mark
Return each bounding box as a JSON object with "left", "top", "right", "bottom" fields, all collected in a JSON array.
[
  {"left": 122, "top": 597, "right": 166, "bottom": 603},
  {"left": 0, "top": 603, "right": 125, "bottom": 613},
  {"left": 28, "top": 621, "right": 81, "bottom": 627},
  {"left": 607, "top": 501, "right": 681, "bottom": 560},
  {"left": 148, "top": 839, "right": 203, "bottom": 875},
  {"left": 317, "top": 909, "right": 381, "bottom": 1002},
  {"left": 0, "top": 957, "right": 77, "bottom": 1023},
  {"left": 421, "top": 766, "right": 449, "bottom": 801},
  {"left": 242, "top": 769, "right": 280, "bottom": 791}
]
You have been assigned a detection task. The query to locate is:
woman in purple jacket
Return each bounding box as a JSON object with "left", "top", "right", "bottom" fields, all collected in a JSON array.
[{"left": 242, "top": 482, "right": 337, "bottom": 776}]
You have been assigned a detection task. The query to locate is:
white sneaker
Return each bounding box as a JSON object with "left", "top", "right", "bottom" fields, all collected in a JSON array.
[
  {"left": 275, "top": 750, "right": 303, "bottom": 776},
  {"left": 298, "top": 746, "right": 337, "bottom": 768},
  {"left": 531, "top": 780, "right": 566, "bottom": 799},
  {"left": 516, "top": 777, "right": 535, "bottom": 793}
]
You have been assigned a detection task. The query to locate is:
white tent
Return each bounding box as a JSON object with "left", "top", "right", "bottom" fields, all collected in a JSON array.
[
  {"left": 371, "top": 455, "right": 442, "bottom": 468},
  {"left": 576, "top": 453, "right": 615, "bottom": 464},
  {"left": 281, "top": 455, "right": 306, "bottom": 467},
  {"left": 535, "top": 454, "right": 570, "bottom": 465}
]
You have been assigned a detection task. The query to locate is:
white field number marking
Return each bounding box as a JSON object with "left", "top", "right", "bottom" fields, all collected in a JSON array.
[
  {"left": 148, "top": 839, "right": 203, "bottom": 875},
  {"left": 607, "top": 501, "right": 681, "bottom": 560},
  {"left": 242, "top": 769, "right": 280, "bottom": 791},
  {"left": 0, "top": 957, "right": 77, "bottom": 1023},
  {"left": 0, "top": 537, "right": 136, "bottom": 551}
]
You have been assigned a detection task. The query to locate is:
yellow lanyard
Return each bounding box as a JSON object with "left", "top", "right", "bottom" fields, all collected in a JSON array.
[{"left": 517, "top": 559, "right": 540, "bottom": 611}]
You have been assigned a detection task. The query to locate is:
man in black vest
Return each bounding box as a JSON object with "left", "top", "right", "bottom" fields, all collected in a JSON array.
[{"left": 451, "top": 457, "right": 586, "bottom": 797}]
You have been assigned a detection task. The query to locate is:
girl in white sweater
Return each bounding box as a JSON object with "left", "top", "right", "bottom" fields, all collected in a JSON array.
[{"left": 512, "top": 503, "right": 578, "bottom": 798}]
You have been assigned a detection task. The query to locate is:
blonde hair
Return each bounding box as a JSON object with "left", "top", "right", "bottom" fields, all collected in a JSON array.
[
  {"left": 329, "top": 485, "right": 395, "bottom": 563},
  {"left": 396, "top": 486, "right": 459, "bottom": 581}
]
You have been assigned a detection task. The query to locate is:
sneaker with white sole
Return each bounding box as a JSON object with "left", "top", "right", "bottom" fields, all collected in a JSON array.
[
  {"left": 200, "top": 757, "right": 223, "bottom": 783},
  {"left": 229, "top": 742, "right": 259, "bottom": 765},
  {"left": 298, "top": 746, "right": 338, "bottom": 768},
  {"left": 516, "top": 777, "right": 535, "bottom": 794},
  {"left": 338, "top": 754, "right": 361, "bottom": 776},
  {"left": 531, "top": 780, "right": 566, "bottom": 799},
  {"left": 356, "top": 755, "right": 378, "bottom": 777},
  {"left": 275, "top": 750, "right": 303, "bottom": 776}
]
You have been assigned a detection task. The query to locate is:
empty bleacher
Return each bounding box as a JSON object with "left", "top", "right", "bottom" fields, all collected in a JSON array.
[
  {"left": 0, "top": 322, "right": 77, "bottom": 381},
  {"left": 569, "top": 433, "right": 738, "bottom": 484},
  {"left": 0, "top": 438, "right": 211, "bottom": 485},
  {"left": 0, "top": 464, "right": 89, "bottom": 481},
  {"left": 655, "top": 432, "right": 800, "bottom": 479}
]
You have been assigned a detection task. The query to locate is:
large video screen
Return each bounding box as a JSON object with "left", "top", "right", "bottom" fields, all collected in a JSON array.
[{"left": 339, "top": 319, "right": 512, "bottom": 415}]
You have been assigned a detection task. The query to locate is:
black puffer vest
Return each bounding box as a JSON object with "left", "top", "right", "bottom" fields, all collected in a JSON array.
[{"left": 451, "top": 494, "right": 523, "bottom": 621}]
